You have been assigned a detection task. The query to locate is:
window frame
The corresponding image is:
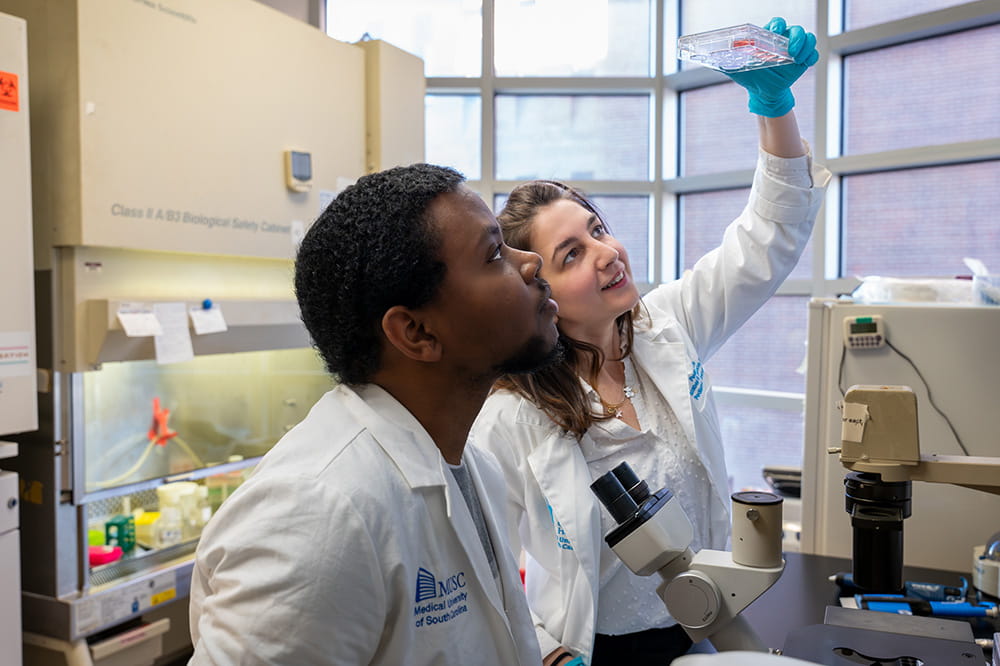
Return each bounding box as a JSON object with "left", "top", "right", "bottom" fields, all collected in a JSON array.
[{"left": 324, "top": 0, "right": 1000, "bottom": 488}]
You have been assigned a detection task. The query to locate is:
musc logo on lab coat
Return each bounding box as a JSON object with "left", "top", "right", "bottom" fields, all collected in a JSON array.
[
  {"left": 546, "top": 503, "right": 573, "bottom": 551},
  {"left": 416, "top": 567, "right": 437, "bottom": 602},
  {"left": 415, "top": 566, "right": 467, "bottom": 602},
  {"left": 413, "top": 567, "right": 470, "bottom": 628},
  {"left": 688, "top": 360, "right": 705, "bottom": 400}
]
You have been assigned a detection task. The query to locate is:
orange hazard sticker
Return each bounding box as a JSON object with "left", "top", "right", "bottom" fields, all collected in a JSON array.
[{"left": 0, "top": 71, "right": 19, "bottom": 112}]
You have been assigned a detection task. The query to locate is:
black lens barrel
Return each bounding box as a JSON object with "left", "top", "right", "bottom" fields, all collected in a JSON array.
[{"left": 844, "top": 471, "right": 912, "bottom": 594}]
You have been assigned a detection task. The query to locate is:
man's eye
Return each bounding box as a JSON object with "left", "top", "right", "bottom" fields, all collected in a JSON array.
[
  {"left": 592, "top": 224, "right": 606, "bottom": 238},
  {"left": 489, "top": 245, "right": 503, "bottom": 262}
]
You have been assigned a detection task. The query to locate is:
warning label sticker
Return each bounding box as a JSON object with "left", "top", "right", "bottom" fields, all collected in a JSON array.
[{"left": 0, "top": 71, "right": 19, "bottom": 112}]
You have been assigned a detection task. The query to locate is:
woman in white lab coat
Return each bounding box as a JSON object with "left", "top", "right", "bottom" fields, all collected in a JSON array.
[{"left": 471, "top": 18, "right": 830, "bottom": 666}]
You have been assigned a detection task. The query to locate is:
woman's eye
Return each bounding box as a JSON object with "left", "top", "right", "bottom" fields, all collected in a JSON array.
[
  {"left": 563, "top": 247, "right": 579, "bottom": 265},
  {"left": 489, "top": 245, "right": 503, "bottom": 262},
  {"left": 591, "top": 224, "right": 606, "bottom": 238}
]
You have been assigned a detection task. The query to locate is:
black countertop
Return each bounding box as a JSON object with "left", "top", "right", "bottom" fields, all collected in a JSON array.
[{"left": 741, "top": 551, "right": 978, "bottom": 651}]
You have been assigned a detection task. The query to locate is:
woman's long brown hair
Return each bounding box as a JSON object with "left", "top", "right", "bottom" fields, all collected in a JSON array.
[{"left": 493, "top": 180, "right": 644, "bottom": 439}]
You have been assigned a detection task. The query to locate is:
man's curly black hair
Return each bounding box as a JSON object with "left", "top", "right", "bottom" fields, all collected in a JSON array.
[{"left": 294, "top": 163, "right": 466, "bottom": 386}]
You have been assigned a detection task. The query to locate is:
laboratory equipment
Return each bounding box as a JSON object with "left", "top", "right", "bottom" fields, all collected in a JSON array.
[
  {"left": 853, "top": 594, "right": 997, "bottom": 618},
  {"left": 676, "top": 24, "right": 793, "bottom": 73},
  {"left": 591, "top": 462, "right": 784, "bottom": 651},
  {"left": 973, "top": 530, "right": 1000, "bottom": 598},
  {"left": 830, "top": 384, "right": 1000, "bottom": 594},
  {"left": 831, "top": 571, "right": 968, "bottom": 601},
  {"left": 842, "top": 314, "right": 884, "bottom": 349},
  {"left": 793, "top": 380, "right": 1000, "bottom": 660},
  {"left": 0, "top": 10, "right": 34, "bottom": 666},
  {"left": 802, "top": 299, "right": 1000, "bottom": 573},
  {"left": 674, "top": 653, "right": 818, "bottom": 666},
  {"left": 284, "top": 150, "right": 313, "bottom": 193},
  {"left": 783, "top": 605, "right": 987, "bottom": 664},
  {"left": 0, "top": 0, "right": 426, "bottom": 662},
  {"left": 790, "top": 299, "right": 1000, "bottom": 662}
]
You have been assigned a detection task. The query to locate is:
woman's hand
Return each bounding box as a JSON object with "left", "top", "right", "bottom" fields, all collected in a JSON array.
[{"left": 724, "top": 17, "right": 819, "bottom": 117}]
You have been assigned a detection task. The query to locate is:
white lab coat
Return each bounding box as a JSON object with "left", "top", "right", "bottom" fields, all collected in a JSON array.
[
  {"left": 189, "top": 383, "right": 542, "bottom": 665},
  {"left": 471, "top": 149, "right": 831, "bottom": 662}
]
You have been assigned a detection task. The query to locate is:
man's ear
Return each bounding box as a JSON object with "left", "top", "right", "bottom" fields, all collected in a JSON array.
[{"left": 381, "top": 305, "right": 442, "bottom": 362}]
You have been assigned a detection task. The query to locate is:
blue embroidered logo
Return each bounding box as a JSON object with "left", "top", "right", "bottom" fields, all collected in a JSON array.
[
  {"left": 413, "top": 567, "right": 470, "bottom": 628},
  {"left": 547, "top": 503, "right": 573, "bottom": 551},
  {"left": 688, "top": 360, "right": 705, "bottom": 400},
  {"left": 415, "top": 567, "right": 437, "bottom": 602}
]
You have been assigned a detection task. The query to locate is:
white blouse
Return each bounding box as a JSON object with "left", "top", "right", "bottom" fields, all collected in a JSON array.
[{"left": 578, "top": 356, "right": 716, "bottom": 635}]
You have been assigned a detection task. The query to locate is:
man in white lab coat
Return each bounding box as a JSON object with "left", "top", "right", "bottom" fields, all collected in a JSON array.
[{"left": 188, "top": 164, "right": 561, "bottom": 665}]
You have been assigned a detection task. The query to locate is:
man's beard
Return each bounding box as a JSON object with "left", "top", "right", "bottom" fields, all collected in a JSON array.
[{"left": 495, "top": 337, "right": 565, "bottom": 376}]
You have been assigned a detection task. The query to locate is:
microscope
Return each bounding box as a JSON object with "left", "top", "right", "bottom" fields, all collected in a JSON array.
[
  {"left": 590, "top": 462, "right": 784, "bottom": 652},
  {"left": 831, "top": 385, "right": 1000, "bottom": 593},
  {"left": 773, "top": 384, "right": 1000, "bottom": 664}
]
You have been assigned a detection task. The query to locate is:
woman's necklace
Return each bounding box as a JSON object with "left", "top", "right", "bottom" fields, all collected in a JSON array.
[
  {"left": 598, "top": 350, "right": 635, "bottom": 419},
  {"left": 600, "top": 384, "right": 634, "bottom": 419}
]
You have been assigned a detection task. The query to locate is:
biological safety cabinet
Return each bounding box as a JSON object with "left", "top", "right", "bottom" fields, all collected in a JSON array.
[
  {"left": 0, "top": 0, "right": 424, "bottom": 659},
  {"left": 1, "top": 11, "right": 35, "bottom": 666}
]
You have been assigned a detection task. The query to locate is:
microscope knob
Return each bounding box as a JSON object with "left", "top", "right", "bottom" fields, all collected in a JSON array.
[{"left": 663, "top": 570, "right": 721, "bottom": 629}]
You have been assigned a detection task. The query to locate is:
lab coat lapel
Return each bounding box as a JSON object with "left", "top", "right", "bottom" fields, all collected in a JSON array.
[
  {"left": 526, "top": 434, "right": 603, "bottom": 601},
  {"left": 632, "top": 326, "right": 731, "bottom": 511},
  {"left": 344, "top": 385, "right": 515, "bottom": 628},
  {"left": 632, "top": 329, "right": 699, "bottom": 447},
  {"left": 441, "top": 458, "right": 509, "bottom": 618},
  {"left": 463, "top": 452, "right": 529, "bottom": 621}
]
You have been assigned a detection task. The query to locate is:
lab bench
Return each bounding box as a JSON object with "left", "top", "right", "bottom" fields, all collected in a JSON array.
[{"left": 743, "top": 551, "right": 995, "bottom": 659}]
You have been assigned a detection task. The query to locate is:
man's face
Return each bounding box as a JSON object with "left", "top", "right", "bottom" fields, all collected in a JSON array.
[{"left": 421, "top": 186, "right": 560, "bottom": 378}]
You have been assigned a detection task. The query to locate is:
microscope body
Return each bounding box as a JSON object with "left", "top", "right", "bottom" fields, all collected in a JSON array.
[
  {"left": 833, "top": 385, "right": 1000, "bottom": 592},
  {"left": 592, "top": 464, "right": 785, "bottom": 651}
]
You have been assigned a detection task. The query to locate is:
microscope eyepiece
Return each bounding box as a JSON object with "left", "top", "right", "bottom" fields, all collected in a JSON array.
[
  {"left": 611, "top": 461, "right": 650, "bottom": 505},
  {"left": 590, "top": 470, "right": 639, "bottom": 524}
]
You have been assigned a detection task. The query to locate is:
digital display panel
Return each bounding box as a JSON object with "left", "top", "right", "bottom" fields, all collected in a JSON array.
[
  {"left": 850, "top": 321, "right": 878, "bottom": 334},
  {"left": 290, "top": 151, "right": 312, "bottom": 180}
]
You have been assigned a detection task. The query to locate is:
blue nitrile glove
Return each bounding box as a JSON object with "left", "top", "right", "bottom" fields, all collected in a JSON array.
[{"left": 724, "top": 17, "right": 819, "bottom": 117}]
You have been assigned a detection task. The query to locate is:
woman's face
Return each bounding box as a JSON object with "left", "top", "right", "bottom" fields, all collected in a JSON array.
[{"left": 527, "top": 198, "right": 640, "bottom": 342}]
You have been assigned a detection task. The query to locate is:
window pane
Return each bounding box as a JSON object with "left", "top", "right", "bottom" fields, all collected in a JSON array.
[
  {"left": 706, "top": 295, "right": 810, "bottom": 393},
  {"left": 496, "top": 95, "right": 650, "bottom": 180},
  {"left": 326, "top": 0, "right": 482, "bottom": 77},
  {"left": 720, "top": 405, "right": 804, "bottom": 493},
  {"left": 679, "top": 74, "right": 816, "bottom": 176},
  {"left": 426, "top": 95, "right": 481, "bottom": 179},
  {"left": 844, "top": 25, "right": 1000, "bottom": 155},
  {"left": 496, "top": 194, "right": 650, "bottom": 282},
  {"left": 680, "top": 189, "right": 813, "bottom": 280},
  {"left": 676, "top": 1, "right": 816, "bottom": 72},
  {"left": 845, "top": 0, "right": 970, "bottom": 31},
  {"left": 495, "top": 0, "right": 652, "bottom": 76},
  {"left": 842, "top": 161, "right": 1000, "bottom": 277},
  {"left": 680, "top": 0, "right": 815, "bottom": 35}
]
